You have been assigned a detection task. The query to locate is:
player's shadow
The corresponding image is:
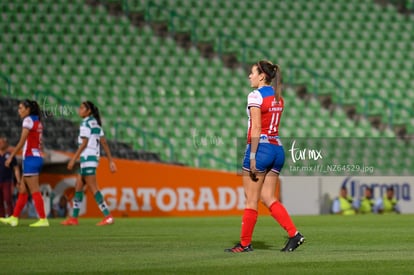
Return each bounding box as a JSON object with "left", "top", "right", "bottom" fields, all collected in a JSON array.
[
  {"left": 251, "top": 241, "right": 275, "bottom": 250},
  {"left": 226, "top": 240, "right": 285, "bottom": 251}
]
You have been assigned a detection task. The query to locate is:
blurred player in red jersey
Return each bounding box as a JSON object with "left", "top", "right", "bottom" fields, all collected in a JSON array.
[
  {"left": 0, "top": 100, "right": 49, "bottom": 227},
  {"left": 225, "top": 61, "right": 304, "bottom": 253}
]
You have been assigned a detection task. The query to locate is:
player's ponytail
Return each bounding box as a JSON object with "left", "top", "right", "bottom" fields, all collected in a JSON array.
[
  {"left": 257, "top": 60, "right": 282, "bottom": 103},
  {"left": 83, "top": 101, "right": 102, "bottom": 126},
  {"left": 273, "top": 64, "right": 282, "bottom": 103}
]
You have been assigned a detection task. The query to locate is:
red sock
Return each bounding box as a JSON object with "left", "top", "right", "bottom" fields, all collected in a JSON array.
[
  {"left": 240, "top": 208, "right": 258, "bottom": 247},
  {"left": 13, "top": 193, "right": 29, "bottom": 217},
  {"left": 32, "top": 192, "right": 46, "bottom": 219},
  {"left": 269, "top": 201, "right": 297, "bottom": 237}
]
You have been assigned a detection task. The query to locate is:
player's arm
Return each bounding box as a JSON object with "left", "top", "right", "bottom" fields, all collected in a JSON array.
[
  {"left": 247, "top": 90, "right": 262, "bottom": 157},
  {"left": 13, "top": 159, "right": 21, "bottom": 184},
  {"left": 100, "top": 136, "right": 117, "bottom": 173},
  {"left": 67, "top": 137, "right": 88, "bottom": 170},
  {"left": 5, "top": 128, "right": 29, "bottom": 167},
  {"left": 249, "top": 106, "right": 261, "bottom": 180},
  {"left": 249, "top": 107, "right": 261, "bottom": 155}
]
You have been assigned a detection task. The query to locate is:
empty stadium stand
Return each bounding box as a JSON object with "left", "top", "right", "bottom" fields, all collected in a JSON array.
[{"left": 1, "top": 0, "right": 413, "bottom": 174}]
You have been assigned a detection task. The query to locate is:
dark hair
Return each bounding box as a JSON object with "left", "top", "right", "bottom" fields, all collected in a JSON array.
[
  {"left": 83, "top": 101, "right": 102, "bottom": 126},
  {"left": 256, "top": 60, "right": 282, "bottom": 102},
  {"left": 21, "top": 99, "right": 42, "bottom": 121},
  {"left": 386, "top": 186, "right": 394, "bottom": 192}
]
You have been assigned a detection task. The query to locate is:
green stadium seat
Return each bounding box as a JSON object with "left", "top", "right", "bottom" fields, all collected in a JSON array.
[{"left": 4, "top": 0, "right": 413, "bottom": 172}]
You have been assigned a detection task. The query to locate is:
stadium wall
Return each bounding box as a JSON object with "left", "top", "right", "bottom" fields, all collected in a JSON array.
[
  {"left": 40, "top": 157, "right": 279, "bottom": 217},
  {"left": 39, "top": 158, "right": 414, "bottom": 217},
  {"left": 281, "top": 176, "right": 414, "bottom": 215}
]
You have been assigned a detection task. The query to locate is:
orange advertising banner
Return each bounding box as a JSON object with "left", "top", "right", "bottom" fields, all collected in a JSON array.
[{"left": 40, "top": 158, "right": 279, "bottom": 217}]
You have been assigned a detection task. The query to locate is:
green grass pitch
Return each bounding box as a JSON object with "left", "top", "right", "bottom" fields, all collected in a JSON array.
[{"left": 1, "top": 214, "right": 414, "bottom": 274}]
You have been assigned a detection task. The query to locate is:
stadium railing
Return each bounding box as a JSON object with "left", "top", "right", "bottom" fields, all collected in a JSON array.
[
  {"left": 0, "top": 73, "right": 12, "bottom": 96},
  {"left": 197, "top": 153, "right": 240, "bottom": 173},
  {"left": 113, "top": 121, "right": 175, "bottom": 163}
]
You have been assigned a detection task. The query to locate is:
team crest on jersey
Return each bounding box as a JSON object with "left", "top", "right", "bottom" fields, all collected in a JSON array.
[{"left": 248, "top": 91, "right": 260, "bottom": 99}]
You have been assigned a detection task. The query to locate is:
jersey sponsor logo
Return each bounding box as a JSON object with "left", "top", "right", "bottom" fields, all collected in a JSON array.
[
  {"left": 248, "top": 92, "right": 260, "bottom": 99},
  {"left": 268, "top": 107, "right": 283, "bottom": 112}
]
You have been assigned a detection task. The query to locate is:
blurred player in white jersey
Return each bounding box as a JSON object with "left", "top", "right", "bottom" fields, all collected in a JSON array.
[{"left": 61, "top": 101, "right": 117, "bottom": 226}]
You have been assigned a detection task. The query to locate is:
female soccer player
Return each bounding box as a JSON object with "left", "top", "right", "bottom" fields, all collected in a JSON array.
[
  {"left": 0, "top": 99, "right": 48, "bottom": 227},
  {"left": 225, "top": 60, "right": 304, "bottom": 252},
  {"left": 61, "top": 101, "right": 116, "bottom": 226}
]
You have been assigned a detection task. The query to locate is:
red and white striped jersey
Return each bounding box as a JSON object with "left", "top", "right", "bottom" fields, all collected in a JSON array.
[
  {"left": 22, "top": 115, "right": 43, "bottom": 158},
  {"left": 246, "top": 86, "right": 283, "bottom": 145}
]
